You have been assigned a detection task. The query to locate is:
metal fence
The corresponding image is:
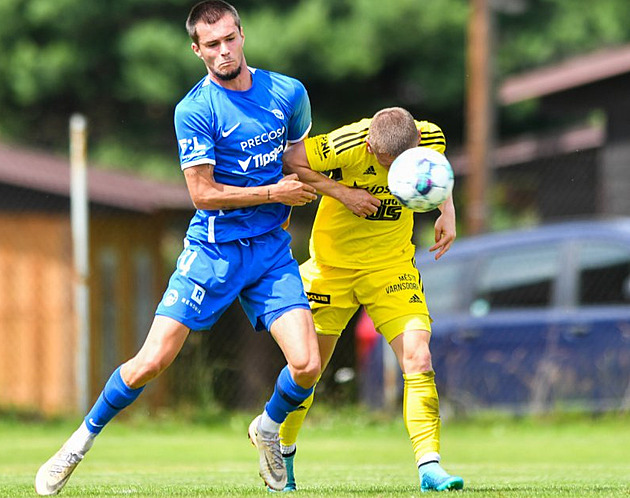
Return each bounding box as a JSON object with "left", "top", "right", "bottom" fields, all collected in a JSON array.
[{"left": 1, "top": 138, "right": 629, "bottom": 417}]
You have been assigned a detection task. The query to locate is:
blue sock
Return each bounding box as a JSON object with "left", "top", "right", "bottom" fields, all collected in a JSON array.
[
  {"left": 84, "top": 366, "right": 145, "bottom": 434},
  {"left": 265, "top": 366, "right": 314, "bottom": 424}
]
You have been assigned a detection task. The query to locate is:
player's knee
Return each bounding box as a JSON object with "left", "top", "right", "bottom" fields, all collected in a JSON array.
[
  {"left": 401, "top": 348, "right": 432, "bottom": 374},
  {"left": 290, "top": 355, "right": 321, "bottom": 388},
  {"left": 124, "top": 356, "right": 167, "bottom": 388}
]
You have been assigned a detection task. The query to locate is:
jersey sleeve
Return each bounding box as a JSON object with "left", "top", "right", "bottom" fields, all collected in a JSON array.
[
  {"left": 174, "top": 98, "right": 217, "bottom": 170},
  {"left": 416, "top": 120, "right": 447, "bottom": 154},
  {"left": 304, "top": 119, "right": 370, "bottom": 173},
  {"left": 287, "top": 80, "right": 312, "bottom": 144},
  {"left": 303, "top": 134, "right": 336, "bottom": 172}
]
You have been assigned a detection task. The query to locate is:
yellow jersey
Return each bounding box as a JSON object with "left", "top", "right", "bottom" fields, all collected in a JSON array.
[{"left": 304, "top": 118, "right": 446, "bottom": 269}]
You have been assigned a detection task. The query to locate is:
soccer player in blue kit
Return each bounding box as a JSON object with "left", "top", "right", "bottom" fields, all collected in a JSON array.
[{"left": 35, "top": 1, "right": 321, "bottom": 495}]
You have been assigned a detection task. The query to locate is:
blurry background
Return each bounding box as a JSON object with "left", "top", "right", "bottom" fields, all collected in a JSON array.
[{"left": 1, "top": 0, "right": 630, "bottom": 418}]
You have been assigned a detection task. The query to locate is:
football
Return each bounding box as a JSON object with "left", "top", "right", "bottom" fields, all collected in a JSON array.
[{"left": 387, "top": 146, "right": 454, "bottom": 212}]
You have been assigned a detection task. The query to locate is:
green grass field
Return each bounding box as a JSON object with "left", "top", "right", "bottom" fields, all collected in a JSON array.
[{"left": 2, "top": 409, "right": 629, "bottom": 497}]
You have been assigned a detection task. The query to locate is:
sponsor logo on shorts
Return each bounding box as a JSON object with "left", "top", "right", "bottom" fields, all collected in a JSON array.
[
  {"left": 306, "top": 292, "right": 331, "bottom": 304},
  {"left": 181, "top": 297, "right": 202, "bottom": 314},
  {"left": 163, "top": 289, "right": 179, "bottom": 307},
  {"left": 409, "top": 294, "right": 423, "bottom": 303},
  {"left": 191, "top": 284, "right": 206, "bottom": 305},
  {"left": 385, "top": 273, "right": 420, "bottom": 294}
]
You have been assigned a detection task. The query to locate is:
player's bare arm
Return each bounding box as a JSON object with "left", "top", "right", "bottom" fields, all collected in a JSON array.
[
  {"left": 283, "top": 142, "right": 380, "bottom": 218},
  {"left": 429, "top": 195, "right": 456, "bottom": 260},
  {"left": 184, "top": 163, "right": 317, "bottom": 210}
]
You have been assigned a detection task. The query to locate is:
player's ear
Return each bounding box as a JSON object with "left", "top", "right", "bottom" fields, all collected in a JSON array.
[
  {"left": 366, "top": 138, "right": 374, "bottom": 155},
  {"left": 417, "top": 130, "right": 422, "bottom": 145},
  {"left": 191, "top": 42, "right": 202, "bottom": 59}
]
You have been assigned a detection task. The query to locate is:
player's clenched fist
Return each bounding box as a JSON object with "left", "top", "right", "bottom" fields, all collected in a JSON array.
[{"left": 271, "top": 173, "right": 318, "bottom": 206}]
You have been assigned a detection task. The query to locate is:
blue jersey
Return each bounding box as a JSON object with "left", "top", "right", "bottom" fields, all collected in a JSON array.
[{"left": 174, "top": 67, "right": 311, "bottom": 243}]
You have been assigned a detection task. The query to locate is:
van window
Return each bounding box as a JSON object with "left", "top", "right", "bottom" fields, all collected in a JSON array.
[
  {"left": 577, "top": 242, "right": 630, "bottom": 305},
  {"left": 421, "top": 261, "right": 467, "bottom": 314},
  {"left": 473, "top": 244, "right": 561, "bottom": 310}
]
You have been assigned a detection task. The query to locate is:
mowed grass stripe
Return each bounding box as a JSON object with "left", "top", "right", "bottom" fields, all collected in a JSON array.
[{"left": 1, "top": 412, "right": 629, "bottom": 497}]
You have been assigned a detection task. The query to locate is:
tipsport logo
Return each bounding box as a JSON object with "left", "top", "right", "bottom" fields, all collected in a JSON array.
[
  {"left": 238, "top": 143, "right": 284, "bottom": 172},
  {"left": 237, "top": 125, "right": 286, "bottom": 172}
]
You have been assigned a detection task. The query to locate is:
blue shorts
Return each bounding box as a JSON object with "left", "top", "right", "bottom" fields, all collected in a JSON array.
[{"left": 155, "top": 228, "right": 310, "bottom": 332}]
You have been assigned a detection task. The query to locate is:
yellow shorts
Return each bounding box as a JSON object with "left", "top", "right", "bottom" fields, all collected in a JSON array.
[{"left": 300, "top": 258, "right": 432, "bottom": 343}]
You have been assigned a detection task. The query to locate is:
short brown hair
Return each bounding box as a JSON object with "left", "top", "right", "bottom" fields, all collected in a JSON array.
[
  {"left": 186, "top": 0, "right": 241, "bottom": 44},
  {"left": 368, "top": 107, "right": 418, "bottom": 157}
]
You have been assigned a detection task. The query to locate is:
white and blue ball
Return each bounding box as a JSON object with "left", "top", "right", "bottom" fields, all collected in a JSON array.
[{"left": 387, "top": 146, "right": 454, "bottom": 212}]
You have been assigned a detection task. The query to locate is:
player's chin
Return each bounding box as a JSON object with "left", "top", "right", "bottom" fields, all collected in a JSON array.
[{"left": 213, "top": 65, "right": 241, "bottom": 81}]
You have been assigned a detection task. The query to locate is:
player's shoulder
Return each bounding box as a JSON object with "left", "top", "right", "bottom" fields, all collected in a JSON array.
[
  {"left": 304, "top": 118, "right": 369, "bottom": 170},
  {"left": 415, "top": 120, "right": 443, "bottom": 134},
  {"left": 175, "top": 76, "right": 212, "bottom": 115},
  {"left": 415, "top": 120, "right": 447, "bottom": 151},
  {"left": 329, "top": 117, "right": 371, "bottom": 137},
  {"left": 327, "top": 117, "right": 371, "bottom": 153},
  {"left": 252, "top": 67, "right": 306, "bottom": 97}
]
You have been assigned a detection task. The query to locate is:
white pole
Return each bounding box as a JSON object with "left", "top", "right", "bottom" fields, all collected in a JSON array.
[{"left": 70, "top": 114, "right": 90, "bottom": 414}]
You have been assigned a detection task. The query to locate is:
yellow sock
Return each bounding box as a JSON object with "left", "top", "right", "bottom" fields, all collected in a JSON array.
[
  {"left": 403, "top": 371, "right": 441, "bottom": 464},
  {"left": 279, "top": 391, "right": 315, "bottom": 447}
]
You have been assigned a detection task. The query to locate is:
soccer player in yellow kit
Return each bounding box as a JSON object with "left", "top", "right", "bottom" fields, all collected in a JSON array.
[{"left": 280, "top": 107, "right": 463, "bottom": 492}]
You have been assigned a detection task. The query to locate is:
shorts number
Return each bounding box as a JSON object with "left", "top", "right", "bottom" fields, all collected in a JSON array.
[{"left": 177, "top": 249, "right": 198, "bottom": 276}]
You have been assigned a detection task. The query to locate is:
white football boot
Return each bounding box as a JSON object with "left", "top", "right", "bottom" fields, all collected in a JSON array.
[
  {"left": 248, "top": 415, "right": 287, "bottom": 491},
  {"left": 35, "top": 425, "right": 95, "bottom": 495}
]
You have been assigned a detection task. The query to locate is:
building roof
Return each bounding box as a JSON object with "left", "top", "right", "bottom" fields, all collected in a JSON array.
[
  {"left": 499, "top": 44, "right": 630, "bottom": 105},
  {"left": 0, "top": 142, "right": 193, "bottom": 213},
  {"left": 450, "top": 124, "right": 604, "bottom": 174}
]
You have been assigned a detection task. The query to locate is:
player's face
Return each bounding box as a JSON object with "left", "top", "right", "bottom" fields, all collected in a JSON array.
[
  {"left": 192, "top": 14, "right": 245, "bottom": 82},
  {"left": 366, "top": 140, "right": 396, "bottom": 168},
  {"left": 374, "top": 151, "right": 396, "bottom": 168}
]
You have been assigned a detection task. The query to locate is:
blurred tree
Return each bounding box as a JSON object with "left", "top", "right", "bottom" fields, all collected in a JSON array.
[{"left": 0, "top": 0, "right": 628, "bottom": 179}]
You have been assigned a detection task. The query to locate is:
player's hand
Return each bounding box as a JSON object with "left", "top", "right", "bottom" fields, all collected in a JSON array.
[
  {"left": 271, "top": 174, "right": 318, "bottom": 206},
  {"left": 429, "top": 213, "right": 456, "bottom": 260},
  {"left": 339, "top": 187, "right": 381, "bottom": 218}
]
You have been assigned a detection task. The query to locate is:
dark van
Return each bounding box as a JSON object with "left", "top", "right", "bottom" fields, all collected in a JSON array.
[{"left": 417, "top": 218, "right": 630, "bottom": 413}]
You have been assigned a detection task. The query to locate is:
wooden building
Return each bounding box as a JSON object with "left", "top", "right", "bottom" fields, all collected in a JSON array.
[
  {"left": 0, "top": 142, "right": 193, "bottom": 414},
  {"left": 449, "top": 43, "right": 630, "bottom": 223},
  {"left": 497, "top": 44, "right": 630, "bottom": 220}
]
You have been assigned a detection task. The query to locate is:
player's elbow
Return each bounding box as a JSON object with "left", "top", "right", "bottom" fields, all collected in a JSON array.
[
  {"left": 282, "top": 142, "right": 308, "bottom": 175},
  {"left": 282, "top": 150, "right": 299, "bottom": 175}
]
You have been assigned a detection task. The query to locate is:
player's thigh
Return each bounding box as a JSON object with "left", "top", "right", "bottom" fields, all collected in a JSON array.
[
  {"left": 356, "top": 261, "right": 431, "bottom": 344},
  {"left": 239, "top": 229, "right": 312, "bottom": 332},
  {"left": 155, "top": 239, "right": 243, "bottom": 331},
  {"left": 300, "top": 259, "right": 359, "bottom": 335}
]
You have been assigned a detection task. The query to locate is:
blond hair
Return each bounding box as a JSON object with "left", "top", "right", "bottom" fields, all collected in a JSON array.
[{"left": 368, "top": 107, "right": 418, "bottom": 157}]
